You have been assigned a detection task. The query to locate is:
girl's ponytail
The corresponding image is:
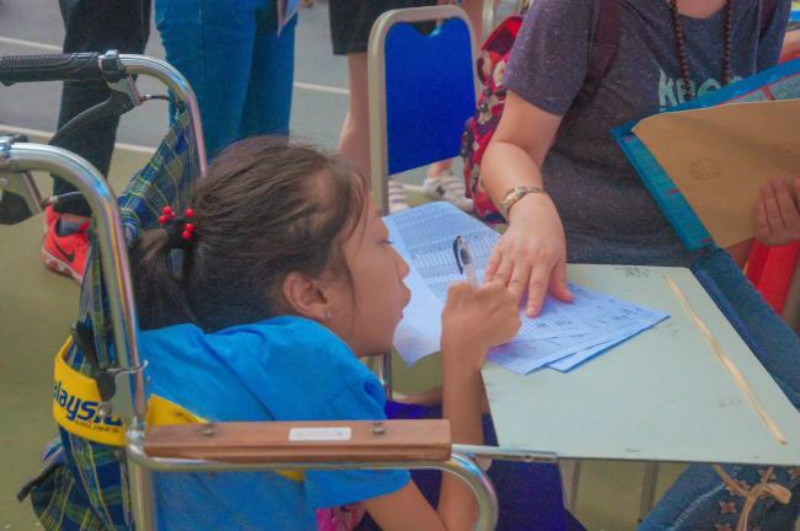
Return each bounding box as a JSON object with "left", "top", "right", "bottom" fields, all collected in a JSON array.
[{"left": 130, "top": 227, "right": 195, "bottom": 330}]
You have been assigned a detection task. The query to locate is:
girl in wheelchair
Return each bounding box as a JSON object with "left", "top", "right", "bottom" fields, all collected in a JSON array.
[{"left": 27, "top": 137, "right": 580, "bottom": 531}]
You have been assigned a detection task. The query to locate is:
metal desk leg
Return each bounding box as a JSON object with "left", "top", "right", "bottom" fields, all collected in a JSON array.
[
  {"left": 560, "top": 459, "right": 581, "bottom": 512},
  {"left": 639, "top": 462, "right": 660, "bottom": 522}
]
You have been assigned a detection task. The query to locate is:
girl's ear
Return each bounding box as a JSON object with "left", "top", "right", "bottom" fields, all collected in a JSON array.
[{"left": 282, "top": 272, "right": 330, "bottom": 322}]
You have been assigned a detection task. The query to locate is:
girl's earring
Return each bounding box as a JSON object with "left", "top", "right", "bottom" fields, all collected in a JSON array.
[{"left": 323, "top": 308, "right": 333, "bottom": 322}]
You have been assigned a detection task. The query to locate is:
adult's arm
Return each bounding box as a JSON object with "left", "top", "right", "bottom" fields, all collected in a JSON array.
[
  {"left": 479, "top": 0, "right": 594, "bottom": 315},
  {"left": 482, "top": 92, "right": 571, "bottom": 316}
]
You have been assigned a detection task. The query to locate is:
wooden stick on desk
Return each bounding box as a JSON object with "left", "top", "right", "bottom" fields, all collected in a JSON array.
[{"left": 664, "top": 275, "right": 788, "bottom": 446}]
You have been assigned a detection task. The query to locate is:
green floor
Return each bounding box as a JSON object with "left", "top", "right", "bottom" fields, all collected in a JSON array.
[{"left": 0, "top": 140, "right": 687, "bottom": 531}]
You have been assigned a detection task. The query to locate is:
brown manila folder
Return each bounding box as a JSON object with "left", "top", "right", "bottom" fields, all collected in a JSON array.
[{"left": 633, "top": 99, "right": 800, "bottom": 247}]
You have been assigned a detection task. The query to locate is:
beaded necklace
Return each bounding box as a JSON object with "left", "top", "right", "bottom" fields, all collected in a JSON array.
[{"left": 667, "top": 0, "right": 734, "bottom": 101}]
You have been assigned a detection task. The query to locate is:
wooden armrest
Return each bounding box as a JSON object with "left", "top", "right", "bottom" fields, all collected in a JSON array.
[{"left": 144, "top": 420, "right": 451, "bottom": 464}]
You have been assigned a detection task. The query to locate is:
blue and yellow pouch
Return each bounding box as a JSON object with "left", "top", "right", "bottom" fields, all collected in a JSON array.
[
  {"left": 52, "top": 337, "right": 204, "bottom": 446},
  {"left": 52, "top": 336, "right": 302, "bottom": 480}
]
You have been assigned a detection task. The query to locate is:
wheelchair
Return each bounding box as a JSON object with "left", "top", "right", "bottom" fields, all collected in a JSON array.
[{"left": 0, "top": 48, "right": 560, "bottom": 531}]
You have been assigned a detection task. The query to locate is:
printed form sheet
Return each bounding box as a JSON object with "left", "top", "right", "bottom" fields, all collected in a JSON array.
[{"left": 385, "top": 203, "right": 668, "bottom": 374}]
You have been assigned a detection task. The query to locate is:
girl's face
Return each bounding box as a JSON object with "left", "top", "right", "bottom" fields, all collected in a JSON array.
[{"left": 327, "top": 197, "right": 411, "bottom": 357}]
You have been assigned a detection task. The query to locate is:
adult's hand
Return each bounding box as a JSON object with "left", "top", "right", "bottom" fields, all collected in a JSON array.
[
  {"left": 484, "top": 193, "right": 572, "bottom": 317},
  {"left": 480, "top": 91, "right": 570, "bottom": 316},
  {"left": 755, "top": 176, "right": 800, "bottom": 246}
]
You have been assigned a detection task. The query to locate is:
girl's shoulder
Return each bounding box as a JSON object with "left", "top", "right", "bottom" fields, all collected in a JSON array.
[
  {"left": 139, "top": 315, "right": 356, "bottom": 371},
  {"left": 219, "top": 316, "right": 371, "bottom": 381},
  {"left": 140, "top": 316, "right": 380, "bottom": 419},
  {"left": 224, "top": 315, "right": 353, "bottom": 358}
]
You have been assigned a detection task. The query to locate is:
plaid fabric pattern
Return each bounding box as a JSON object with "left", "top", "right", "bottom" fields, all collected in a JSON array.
[
  {"left": 74, "top": 109, "right": 199, "bottom": 373},
  {"left": 28, "top": 431, "right": 129, "bottom": 531},
  {"left": 26, "top": 110, "right": 201, "bottom": 531},
  {"left": 30, "top": 459, "right": 108, "bottom": 531}
]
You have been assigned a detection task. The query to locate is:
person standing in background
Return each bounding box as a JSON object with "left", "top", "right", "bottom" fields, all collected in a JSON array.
[
  {"left": 43, "top": 0, "right": 151, "bottom": 284},
  {"left": 155, "top": 0, "right": 299, "bottom": 160}
]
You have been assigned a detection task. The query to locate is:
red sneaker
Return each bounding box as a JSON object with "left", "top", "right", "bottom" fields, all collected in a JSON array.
[
  {"left": 42, "top": 210, "right": 89, "bottom": 284},
  {"left": 43, "top": 205, "right": 59, "bottom": 234}
]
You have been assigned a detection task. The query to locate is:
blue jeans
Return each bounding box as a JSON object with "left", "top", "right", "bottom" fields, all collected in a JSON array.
[
  {"left": 639, "top": 464, "right": 800, "bottom": 531},
  {"left": 155, "top": 0, "right": 296, "bottom": 159}
]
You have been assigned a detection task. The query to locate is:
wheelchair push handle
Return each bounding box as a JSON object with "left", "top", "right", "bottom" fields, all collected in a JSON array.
[{"left": 0, "top": 52, "right": 108, "bottom": 86}]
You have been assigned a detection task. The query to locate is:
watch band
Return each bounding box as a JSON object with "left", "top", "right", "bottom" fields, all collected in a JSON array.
[{"left": 499, "top": 186, "right": 546, "bottom": 219}]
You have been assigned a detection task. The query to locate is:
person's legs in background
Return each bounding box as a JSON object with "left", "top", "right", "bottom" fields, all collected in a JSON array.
[
  {"left": 422, "top": 158, "right": 473, "bottom": 212},
  {"left": 339, "top": 51, "right": 411, "bottom": 213},
  {"left": 155, "top": 0, "right": 259, "bottom": 160},
  {"left": 640, "top": 463, "right": 800, "bottom": 531},
  {"left": 337, "top": 53, "right": 371, "bottom": 176},
  {"left": 44, "top": 0, "right": 150, "bottom": 283},
  {"left": 238, "top": 0, "right": 297, "bottom": 140}
]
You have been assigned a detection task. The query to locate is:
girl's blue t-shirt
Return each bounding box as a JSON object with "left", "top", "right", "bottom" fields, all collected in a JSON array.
[{"left": 138, "top": 315, "right": 409, "bottom": 531}]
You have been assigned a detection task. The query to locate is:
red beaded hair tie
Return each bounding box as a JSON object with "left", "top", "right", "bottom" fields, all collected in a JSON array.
[{"left": 158, "top": 206, "right": 197, "bottom": 248}]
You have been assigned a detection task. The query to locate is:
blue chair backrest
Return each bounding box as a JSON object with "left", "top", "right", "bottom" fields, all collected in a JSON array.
[{"left": 384, "top": 17, "right": 476, "bottom": 175}]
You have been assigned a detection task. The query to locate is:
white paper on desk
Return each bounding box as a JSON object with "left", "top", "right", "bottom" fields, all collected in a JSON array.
[
  {"left": 485, "top": 283, "right": 668, "bottom": 374},
  {"left": 490, "top": 315, "right": 663, "bottom": 374},
  {"left": 386, "top": 203, "right": 596, "bottom": 340},
  {"left": 557, "top": 322, "right": 667, "bottom": 371},
  {"left": 547, "top": 338, "right": 620, "bottom": 372},
  {"left": 540, "top": 292, "right": 668, "bottom": 373},
  {"left": 385, "top": 203, "right": 669, "bottom": 370}
]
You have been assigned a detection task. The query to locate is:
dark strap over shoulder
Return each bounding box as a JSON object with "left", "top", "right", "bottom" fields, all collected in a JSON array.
[
  {"left": 760, "top": 0, "right": 778, "bottom": 34},
  {"left": 578, "top": 0, "right": 621, "bottom": 103},
  {"left": 578, "top": 0, "right": 777, "bottom": 104}
]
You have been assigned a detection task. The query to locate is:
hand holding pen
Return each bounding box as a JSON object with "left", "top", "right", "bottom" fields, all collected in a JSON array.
[
  {"left": 453, "top": 236, "right": 479, "bottom": 286},
  {"left": 442, "top": 236, "right": 521, "bottom": 355}
]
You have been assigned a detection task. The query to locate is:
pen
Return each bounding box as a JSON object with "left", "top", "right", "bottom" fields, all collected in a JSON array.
[{"left": 453, "top": 236, "right": 478, "bottom": 286}]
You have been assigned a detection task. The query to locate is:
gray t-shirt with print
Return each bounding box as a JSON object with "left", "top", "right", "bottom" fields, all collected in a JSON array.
[{"left": 505, "top": 0, "right": 790, "bottom": 265}]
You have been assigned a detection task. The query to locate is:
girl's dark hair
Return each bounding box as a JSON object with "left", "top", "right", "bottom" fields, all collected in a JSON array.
[{"left": 131, "top": 137, "right": 368, "bottom": 331}]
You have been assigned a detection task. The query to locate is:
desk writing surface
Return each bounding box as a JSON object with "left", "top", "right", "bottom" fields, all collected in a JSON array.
[{"left": 482, "top": 264, "right": 800, "bottom": 466}]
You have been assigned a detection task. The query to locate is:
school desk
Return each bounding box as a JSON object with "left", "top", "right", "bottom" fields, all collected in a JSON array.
[{"left": 481, "top": 264, "right": 800, "bottom": 513}]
